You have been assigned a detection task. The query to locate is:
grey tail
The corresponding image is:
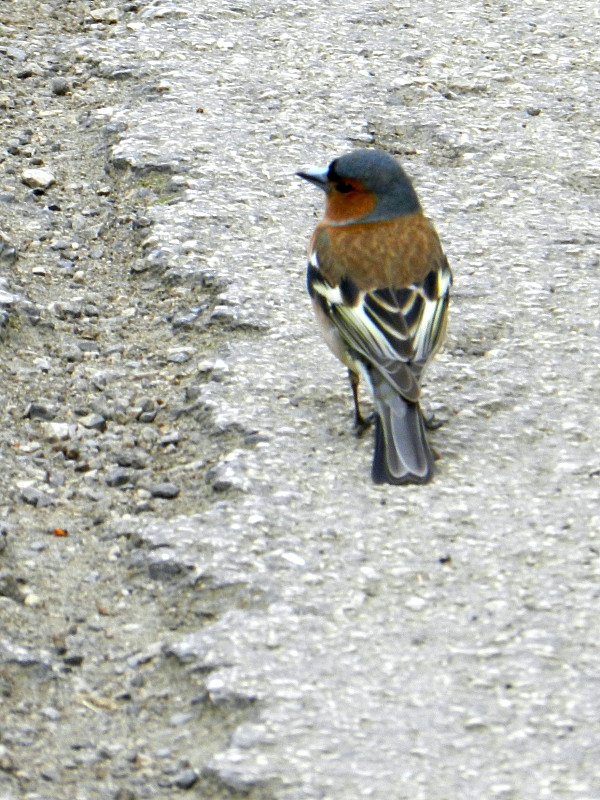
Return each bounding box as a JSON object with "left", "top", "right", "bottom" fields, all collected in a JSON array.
[{"left": 371, "top": 388, "right": 434, "bottom": 486}]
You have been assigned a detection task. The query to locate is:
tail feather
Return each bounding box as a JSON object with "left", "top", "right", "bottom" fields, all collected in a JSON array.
[{"left": 371, "top": 383, "right": 434, "bottom": 485}]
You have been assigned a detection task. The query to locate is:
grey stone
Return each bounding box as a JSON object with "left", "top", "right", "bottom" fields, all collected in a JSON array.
[
  {"left": 0, "top": 231, "right": 18, "bottom": 265},
  {"left": 205, "top": 451, "right": 251, "bottom": 492},
  {"left": 169, "top": 712, "right": 193, "bottom": 727},
  {"left": 115, "top": 449, "right": 149, "bottom": 469},
  {"left": 60, "top": 344, "right": 83, "bottom": 362},
  {"left": 172, "top": 768, "right": 198, "bottom": 789},
  {"left": 167, "top": 350, "right": 191, "bottom": 363},
  {"left": 90, "top": 7, "right": 120, "bottom": 23},
  {"left": 25, "top": 402, "right": 57, "bottom": 420},
  {"left": 158, "top": 431, "right": 180, "bottom": 446},
  {"left": 21, "top": 486, "right": 53, "bottom": 507},
  {"left": 40, "top": 421, "right": 73, "bottom": 441},
  {"left": 148, "top": 482, "right": 179, "bottom": 499},
  {"left": 63, "top": 652, "right": 84, "bottom": 666},
  {"left": 79, "top": 413, "right": 107, "bottom": 431},
  {"left": 41, "top": 705, "right": 62, "bottom": 721},
  {"left": 0, "top": 571, "right": 21, "bottom": 601},
  {"left": 138, "top": 409, "right": 158, "bottom": 422},
  {"left": 171, "top": 309, "right": 201, "bottom": 329},
  {"left": 0, "top": 743, "right": 16, "bottom": 772},
  {"left": 39, "top": 765, "right": 60, "bottom": 781},
  {"left": 202, "top": 759, "right": 266, "bottom": 794},
  {"left": 21, "top": 167, "right": 55, "bottom": 189},
  {"left": 0, "top": 290, "right": 17, "bottom": 307},
  {"left": 52, "top": 300, "right": 82, "bottom": 319},
  {"left": 4, "top": 46, "right": 27, "bottom": 61},
  {"left": 50, "top": 76, "right": 69, "bottom": 95},
  {"left": 105, "top": 468, "right": 132, "bottom": 488},
  {"left": 0, "top": 638, "right": 52, "bottom": 668},
  {"left": 147, "top": 553, "right": 183, "bottom": 580},
  {"left": 78, "top": 340, "right": 100, "bottom": 353}
]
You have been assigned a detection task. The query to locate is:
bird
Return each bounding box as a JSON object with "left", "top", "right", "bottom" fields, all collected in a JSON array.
[{"left": 296, "top": 148, "right": 452, "bottom": 485}]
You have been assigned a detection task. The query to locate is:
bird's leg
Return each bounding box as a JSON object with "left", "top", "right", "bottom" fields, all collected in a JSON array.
[{"left": 348, "top": 369, "right": 374, "bottom": 434}]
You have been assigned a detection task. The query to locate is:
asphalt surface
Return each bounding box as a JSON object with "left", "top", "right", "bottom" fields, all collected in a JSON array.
[{"left": 114, "top": 1, "right": 600, "bottom": 796}]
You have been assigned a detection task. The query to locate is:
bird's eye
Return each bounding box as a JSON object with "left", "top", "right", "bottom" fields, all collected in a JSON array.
[{"left": 335, "top": 181, "right": 354, "bottom": 194}]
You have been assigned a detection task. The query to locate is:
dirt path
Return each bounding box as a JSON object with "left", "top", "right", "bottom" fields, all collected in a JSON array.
[{"left": 1, "top": 2, "right": 248, "bottom": 797}]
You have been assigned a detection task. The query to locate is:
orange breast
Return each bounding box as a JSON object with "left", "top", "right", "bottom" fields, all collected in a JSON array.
[
  {"left": 324, "top": 189, "right": 377, "bottom": 223},
  {"left": 311, "top": 213, "right": 444, "bottom": 290}
]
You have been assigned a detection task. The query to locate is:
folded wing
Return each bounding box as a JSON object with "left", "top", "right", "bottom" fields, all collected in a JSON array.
[{"left": 308, "top": 252, "right": 452, "bottom": 399}]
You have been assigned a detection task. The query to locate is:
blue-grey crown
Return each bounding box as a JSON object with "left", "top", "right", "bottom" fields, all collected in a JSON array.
[{"left": 328, "top": 149, "right": 421, "bottom": 221}]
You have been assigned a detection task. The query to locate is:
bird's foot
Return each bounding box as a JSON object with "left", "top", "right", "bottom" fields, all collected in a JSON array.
[
  {"left": 424, "top": 412, "right": 444, "bottom": 431},
  {"left": 354, "top": 412, "right": 376, "bottom": 437}
]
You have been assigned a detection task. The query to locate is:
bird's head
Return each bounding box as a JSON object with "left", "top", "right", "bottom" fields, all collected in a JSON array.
[{"left": 297, "top": 149, "right": 421, "bottom": 225}]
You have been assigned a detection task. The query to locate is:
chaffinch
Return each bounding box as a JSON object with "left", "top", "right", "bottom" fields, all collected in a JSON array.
[{"left": 297, "top": 149, "right": 452, "bottom": 485}]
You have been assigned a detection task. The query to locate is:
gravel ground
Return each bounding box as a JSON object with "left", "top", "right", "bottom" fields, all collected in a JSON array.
[{"left": 1, "top": 1, "right": 599, "bottom": 799}]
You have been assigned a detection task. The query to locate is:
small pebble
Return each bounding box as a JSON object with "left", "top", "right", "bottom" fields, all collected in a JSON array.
[
  {"left": 137, "top": 398, "right": 158, "bottom": 423},
  {"left": 25, "top": 402, "right": 56, "bottom": 420},
  {"left": 40, "top": 766, "right": 60, "bottom": 782},
  {"left": 90, "top": 6, "right": 120, "bottom": 23},
  {"left": 53, "top": 300, "right": 82, "bottom": 318},
  {"left": 0, "top": 744, "right": 15, "bottom": 771},
  {"left": 105, "top": 468, "right": 131, "bottom": 488},
  {"left": 5, "top": 46, "right": 27, "bottom": 61},
  {"left": 115, "top": 449, "right": 148, "bottom": 469},
  {"left": 21, "top": 486, "right": 53, "bottom": 507},
  {"left": 405, "top": 596, "right": 427, "bottom": 611},
  {"left": 22, "top": 167, "right": 56, "bottom": 190},
  {"left": 167, "top": 351, "right": 191, "bottom": 364},
  {"left": 61, "top": 344, "right": 83, "bottom": 363},
  {"left": 171, "top": 310, "right": 201, "bottom": 329},
  {"left": 79, "top": 413, "right": 107, "bottom": 432},
  {"left": 149, "top": 482, "right": 180, "bottom": 499},
  {"left": 209, "top": 305, "right": 236, "bottom": 324},
  {"left": 173, "top": 768, "right": 198, "bottom": 789},
  {"left": 50, "top": 77, "right": 69, "bottom": 96},
  {"left": 0, "top": 571, "right": 21, "bottom": 601},
  {"left": 50, "top": 239, "right": 70, "bottom": 251},
  {"left": 23, "top": 593, "right": 43, "bottom": 607},
  {"left": 169, "top": 712, "right": 193, "bottom": 727},
  {"left": 78, "top": 340, "right": 100, "bottom": 353},
  {"left": 158, "top": 431, "right": 180, "bottom": 446},
  {"left": 63, "top": 653, "right": 84, "bottom": 666},
  {"left": 148, "top": 557, "right": 182, "bottom": 580},
  {"left": 41, "top": 421, "right": 72, "bottom": 442},
  {"left": 244, "top": 431, "right": 272, "bottom": 445},
  {"left": 41, "top": 705, "right": 61, "bottom": 721}
]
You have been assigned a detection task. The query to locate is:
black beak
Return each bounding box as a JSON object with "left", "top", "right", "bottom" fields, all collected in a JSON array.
[{"left": 296, "top": 166, "right": 329, "bottom": 190}]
